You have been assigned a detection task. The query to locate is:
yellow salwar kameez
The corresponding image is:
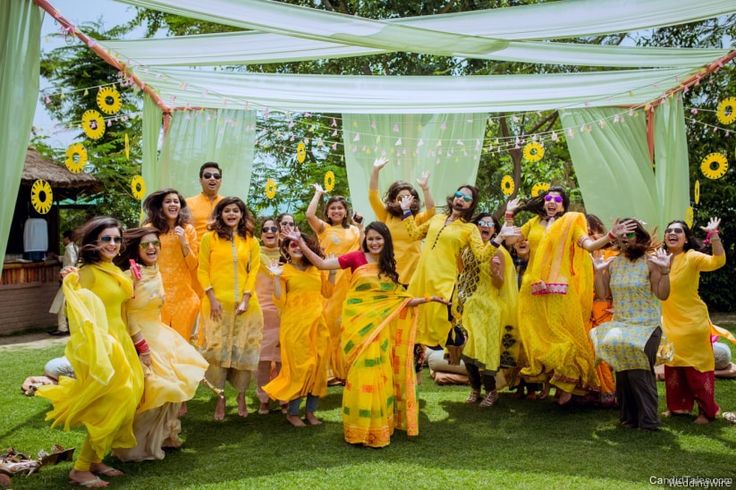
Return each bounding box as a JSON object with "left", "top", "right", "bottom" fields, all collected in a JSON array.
[
  {"left": 518, "top": 213, "right": 600, "bottom": 394},
  {"left": 340, "top": 262, "right": 419, "bottom": 448},
  {"left": 114, "top": 265, "right": 208, "bottom": 462},
  {"left": 255, "top": 246, "right": 282, "bottom": 405},
  {"left": 198, "top": 232, "right": 263, "bottom": 391},
  {"left": 404, "top": 214, "right": 497, "bottom": 346},
  {"left": 37, "top": 263, "right": 144, "bottom": 470},
  {"left": 263, "top": 264, "right": 332, "bottom": 402},
  {"left": 154, "top": 224, "right": 200, "bottom": 340},
  {"left": 316, "top": 221, "right": 361, "bottom": 380},
  {"left": 368, "top": 189, "right": 435, "bottom": 285}
]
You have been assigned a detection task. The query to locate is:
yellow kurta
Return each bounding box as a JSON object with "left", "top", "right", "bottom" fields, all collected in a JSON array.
[
  {"left": 368, "top": 189, "right": 435, "bottom": 284},
  {"left": 186, "top": 193, "right": 224, "bottom": 241},
  {"left": 154, "top": 224, "right": 200, "bottom": 340},
  {"left": 256, "top": 246, "right": 282, "bottom": 362},
  {"left": 37, "top": 263, "right": 144, "bottom": 461},
  {"left": 405, "top": 214, "right": 496, "bottom": 346},
  {"left": 517, "top": 212, "right": 599, "bottom": 393},
  {"left": 114, "top": 265, "right": 208, "bottom": 462},
  {"left": 198, "top": 232, "right": 263, "bottom": 371},
  {"left": 662, "top": 250, "right": 726, "bottom": 372},
  {"left": 317, "top": 221, "right": 361, "bottom": 380},
  {"left": 263, "top": 264, "right": 332, "bottom": 401}
]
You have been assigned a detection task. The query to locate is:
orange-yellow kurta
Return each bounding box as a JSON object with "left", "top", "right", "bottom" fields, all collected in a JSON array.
[
  {"left": 662, "top": 250, "right": 726, "bottom": 372},
  {"left": 186, "top": 193, "right": 224, "bottom": 241},
  {"left": 317, "top": 221, "right": 361, "bottom": 380},
  {"left": 263, "top": 264, "right": 332, "bottom": 401},
  {"left": 368, "top": 189, "right": 435, "bottom": 285}
]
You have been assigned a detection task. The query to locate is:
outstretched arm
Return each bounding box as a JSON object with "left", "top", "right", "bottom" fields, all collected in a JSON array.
[
  {"left": 284, "top": 231, "right": 342, "bottom": 270},
  {"left": 306, "top": 184, "right": 327, "bottom": 235}
]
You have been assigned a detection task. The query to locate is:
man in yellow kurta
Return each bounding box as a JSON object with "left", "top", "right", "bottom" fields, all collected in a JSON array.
[{"left": 186, "top": 162, "right": 225, "bottom": 241}]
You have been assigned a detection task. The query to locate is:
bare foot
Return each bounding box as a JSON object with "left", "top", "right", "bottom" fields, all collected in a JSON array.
[
  {"left": 178, "top": 402, "right": 188, "bottom": 417},
  {"left": 661, "top": 410, "right": 689, "bottom": 418},
  {"left": 539, "top": 383, "right": 550, "bottom": 400},
  {"left": 286, "top": 415, "right": 306, "bottom": 427},
  {"left": 557, "top": 390, "right": 572, "bottom": 406},
  {"left": 237, "top": 393, "right": 248, "bottom": 418},
  {"left": 69, "top": 470, "right": 108, "bottom": 487},
  {"left": 214, "top": 396, "right": 226, "bottom": 421},
  {"left": 258, "top": 402, "right": 270, "bottom": 415},
  {"left": 280, "top": 403, "right": 288, "bottom": 414},
  {"left": 694, "top": 414, "right": 710, "bottom": 425},
  {"left": 90, "top": 463, "right": 124, "bottom": 477},
  {"left": 305, "top": 412, "right": 322, "bottom": 426}
]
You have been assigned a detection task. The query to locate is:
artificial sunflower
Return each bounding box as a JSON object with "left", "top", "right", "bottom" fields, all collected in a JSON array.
[
  {"left": 501, "top": 175, "right": 515, "bottom": 196},
  {"left": 30, "top": 179, "right": 53, "bottom": 215},
  {"left": 96, "top": 86, "right": 122, "bottom": 115},
  {"left": 324, "top": 171, "right": 336, "bottom": 192},
  {"left": 522, "top": 141, "right": 544, "bottom": 162},
  {"left": 82, "top": 109, "right": 105, "bottom": 140},
  {"left": 131, "top": 175, "right": 146, "bottom": 200},
  {"left": 684, "top": 206, "right": 694, "bottom": 228},
  {"left": 694, "top": 179, "right": 700, "bottom": 205},
  {"left": 296, "top": 142, "right": 306, "bottom": 163},
  {"left": 531, "top": 182, "right": 550, "bottom": 198},
  {"left": 265, "top": 178, "right": 277, "bottom": 200},
  {"left": 716, "top": 97, "right": 736, "bottom": 125},
  {"left": 700, "top": 152, "right": 728, "bottom": 180},
  {"left": 65, "top": 143, "right": 87, "bottom": 174}
]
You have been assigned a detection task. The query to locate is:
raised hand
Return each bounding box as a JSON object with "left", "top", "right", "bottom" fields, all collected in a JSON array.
[
  {"left": 373, "top": 157, "right": 389, "bottom": 170},
  {"left": 283, "top": 230, "right": 301, "bottom": 242},
  {"left": 267, "top": 259, "right": 283, "bottom": 277},
  {"left": 610, "top": 218, "right": 638, "bottom": 239},
  {"left": 313, "top": 183, "right": 325, "bottom": 195},
  {"left": 648, "top": 248, "right": 673, "bottom": 273},
  {"left": 416, "top": 171, "right": 430, "bottom": 190},
  {"left": 497, "top": 223, "right": 520, "bottom": 239},
  {"left": 506, "top": 197, "right": 522, "bottom": 213},
  {"left": 701, "top": 217, "right": 721, "bottom": 234},
  {"left": 593, "top": 255, "right": 614, "bottom": 272},
  {"left": 174, "top": 225, "right": 187, "bottom": 245},
  {"left": 399, "top": 194, "right": 414, "bottom": 212}
]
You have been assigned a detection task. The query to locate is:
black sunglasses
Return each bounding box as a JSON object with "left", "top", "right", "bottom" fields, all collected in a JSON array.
[
  {"left": 99, "top": 235, "right": 122, "bottom": 244},
  {"left": 202, "top": 172, "right": 221, "bottom": 180},
  {"left": 262, "top": 226, "right": 278, "bottom": 233}
]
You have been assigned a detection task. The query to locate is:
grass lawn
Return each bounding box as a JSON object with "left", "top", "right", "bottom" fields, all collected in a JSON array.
[{"left": 2, "top": 341, "right": 735, "bottom": 489}]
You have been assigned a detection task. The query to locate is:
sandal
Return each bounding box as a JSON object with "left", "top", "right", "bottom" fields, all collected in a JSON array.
[
  {"left": 91, "top": 464, "right": 123, "bottom": 477},
  {"left": 465, "top": 390, "right": 481, "bottom": 404},
  {"left": 69, "top": 475, "right": 108, "bottom": 487},
  {"left": 479, "top": 390, "right": 498, "bottom": 408}
]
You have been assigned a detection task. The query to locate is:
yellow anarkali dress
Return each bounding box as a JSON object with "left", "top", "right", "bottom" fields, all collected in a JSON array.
[
  {"left": 340, "top": 260, "right": 419, "bottom": 448},
  {"left": 317, "top": 221, "right": 361, "bottom": 380},
  {"left": 405, "top": 214, "right": 496, "bottom": 346},
  {"left": 37, "top": 263, "right": 144, "bottom": 469},
  {"left": 114, "top": 265, "right": 208, "bottom": 462},
  {"left": 263, "top": 264, "right": 332, "bottom": 402},
  {"left": 518, "top": 213, "right": 600, "bottom": 394}
]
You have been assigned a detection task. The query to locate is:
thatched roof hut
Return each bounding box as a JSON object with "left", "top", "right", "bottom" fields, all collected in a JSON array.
[{"left": 22, "top": 147, "right": 102, "bottom": 200}]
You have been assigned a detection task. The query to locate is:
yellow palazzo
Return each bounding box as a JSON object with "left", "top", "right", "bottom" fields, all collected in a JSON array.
[
  {"left": 405, "top": 214, "right": 496, "bottom": 346},
  {"left": 263, "top": 264, "right": 332, "bottom": 401},
  {"left": 518, "top": 213, "right": 600, "bottom": 393},
  {"left": 114, "top": 265, "right": 208, "bottom": 462},
  {"left": 317, "top": 222, "right": 361, "bottom": 380},
  {"left": 37, "top": 263, "right": 144, "bottom": 466},
  {"left": 341, "top": 263, "right": 419, "bottom": 448}
]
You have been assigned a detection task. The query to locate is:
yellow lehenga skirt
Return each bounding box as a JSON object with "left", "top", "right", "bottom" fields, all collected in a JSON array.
[{"left": 341, "top": 264, "right": 419, "bottom": 448}]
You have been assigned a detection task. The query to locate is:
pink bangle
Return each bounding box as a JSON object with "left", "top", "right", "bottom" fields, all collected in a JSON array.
[
  {"left": 134, "top": 338, "right": 150, "bottom": 355},
  {"left": 704, "top": 229, "right": 720, "bottom": 245}
]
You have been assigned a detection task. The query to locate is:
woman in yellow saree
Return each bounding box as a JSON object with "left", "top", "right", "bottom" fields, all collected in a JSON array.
[{"left": 287, "top": 222, "right": 446, "bottom": 447}]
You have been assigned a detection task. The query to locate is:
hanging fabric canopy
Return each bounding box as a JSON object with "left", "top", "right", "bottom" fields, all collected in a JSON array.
[{"left": 135, "top": 66, "right": 699, "bottom": 113}]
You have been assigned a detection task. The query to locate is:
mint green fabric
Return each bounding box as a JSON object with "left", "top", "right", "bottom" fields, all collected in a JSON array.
[
  {"left": 0, "top": 1, "right": 41, "bottom": 273},
  {"left": 342, "top": 114, "right": 488, "bottom": 222},
  {"left": 157, "top": 108, "right": 256, "bottom": 200},
  {"left": 141, "top": 94, "right": 163, "bottom": 198},
  {"left": 101, "top": 31, "right": 728, "bottom": 68},
  {"left": 136, "top": 66, "right": 697, "bottom": 113},
  {"left": 560, "top": 96, "right": 689, "bottom": 232}
]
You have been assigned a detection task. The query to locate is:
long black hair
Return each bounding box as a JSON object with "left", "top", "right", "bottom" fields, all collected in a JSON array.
[
  {"left": 663, "top": 220, "right": 703, "bottom": 253},
  {"left": 323, "top": 196, "right": 352, "bottom": 228},
  {"left": 142, "top": 188, "right": 191, "bottom": 233},
  {"left": 115, "top": 227, "right": 161, "bottom": 270},
  {"left": 208, "top": 197, "right": 254, "bottom": 239},
  {"left": 445, "top": 185, "right": 479, "bottom": 222},
  {"left": 383, "top": 181, "right": 421, "bottom": 218},
  {"left": 362, "top": 221, "right": 399, "bottom": 284},
  {"left": 618, "top": 218, "right": 652, "bottom": 261},
  {"left": 77, "top": 216, "right": 123, "bottom": 265},
  {"left": 514, "top": 185, "right": 569, "bottom": 219}
]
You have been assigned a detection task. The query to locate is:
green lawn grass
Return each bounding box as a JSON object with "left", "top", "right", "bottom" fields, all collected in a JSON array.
[{"left": 2, "top": 342, "right": 735, "bottom": 489}]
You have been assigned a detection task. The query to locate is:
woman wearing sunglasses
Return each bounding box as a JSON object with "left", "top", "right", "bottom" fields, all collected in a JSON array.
[
  {"left": 142, "top": 189, "right": 200, "bottom": 346},
  {"left": 400, "top": 185, "right": 518, "bottom": 349},
  {"left": 660, "top": 218, "right": 732, "bottom": 424},
  {"left": 37, "top": 217, "right": 144, "bottom": 487},
  {"left": 589, "top": 219, "right": 672, "bottom": 431},
  {"left": 198, "top": 197, "right": 263, "bottom": 421},
  {"left": 113, "top": 228, "right": 208, "bottom": 461},
  {"left": 505, "top": 187, "right": 635, "bottom": 405}
]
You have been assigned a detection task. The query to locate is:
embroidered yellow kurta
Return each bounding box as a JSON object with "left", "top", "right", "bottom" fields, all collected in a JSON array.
[
  {"left": 198, "top": 232, "right": 263, "bottom": 371},
  {"left": 263, "top": 264, "right": 332, "bottom": 401},
  {"left": 368, "top": 189, "right": 435, "bottom": 284},
  {"left": 662, "top": 250, "right": 726, "bottom": 372},
  {"left": 317, "top": 221, "right": 361, "bottom": 379},
  {"left": 405, "top": 214, "right": 496, "bottom": 346}
]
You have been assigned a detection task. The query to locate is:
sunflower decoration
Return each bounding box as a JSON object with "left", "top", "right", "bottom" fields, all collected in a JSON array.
[
  {"left": 501, "top": 175, "right": 515, "bottom": 196},
  {"left": 65, "top": 143, "right": 87, "bottom": 173},
  {"left": 694, "top": 179, "right": 700, "bottom": 205},
  {"left": 30, "top": 179, "right": 53, "bottom": 215},
  {"left": 700, "top": 152, "right": 728, "bottom": 180},
  {"left": 96, "top": 86, "right": 122, "bottom": 115},
  {"left": 324, "top": 171, "right": 336, "bottom": 192},
  {"left": 82, "top": 109, "right": 105, "bottom": 140},
  {"left": 716, "top": 97, "right": 736, "bottom": 125},
  {"left": 531, "top": 182, "right": 550, "bottom": 198},
  {"left": 296, "top": 142, "right": 307, "bottom": 164},
  {"left": 131, "top": 175, "right": 146, "bottom": 200},
  {"left": 684, "top": 206, "right": 694, "bottom": 228},
  {"left": 522, "top": 142, "right": 544, "bottom": 162},
  {"left": 265, "top": 178, "right": 277, "bottom": 200}
]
